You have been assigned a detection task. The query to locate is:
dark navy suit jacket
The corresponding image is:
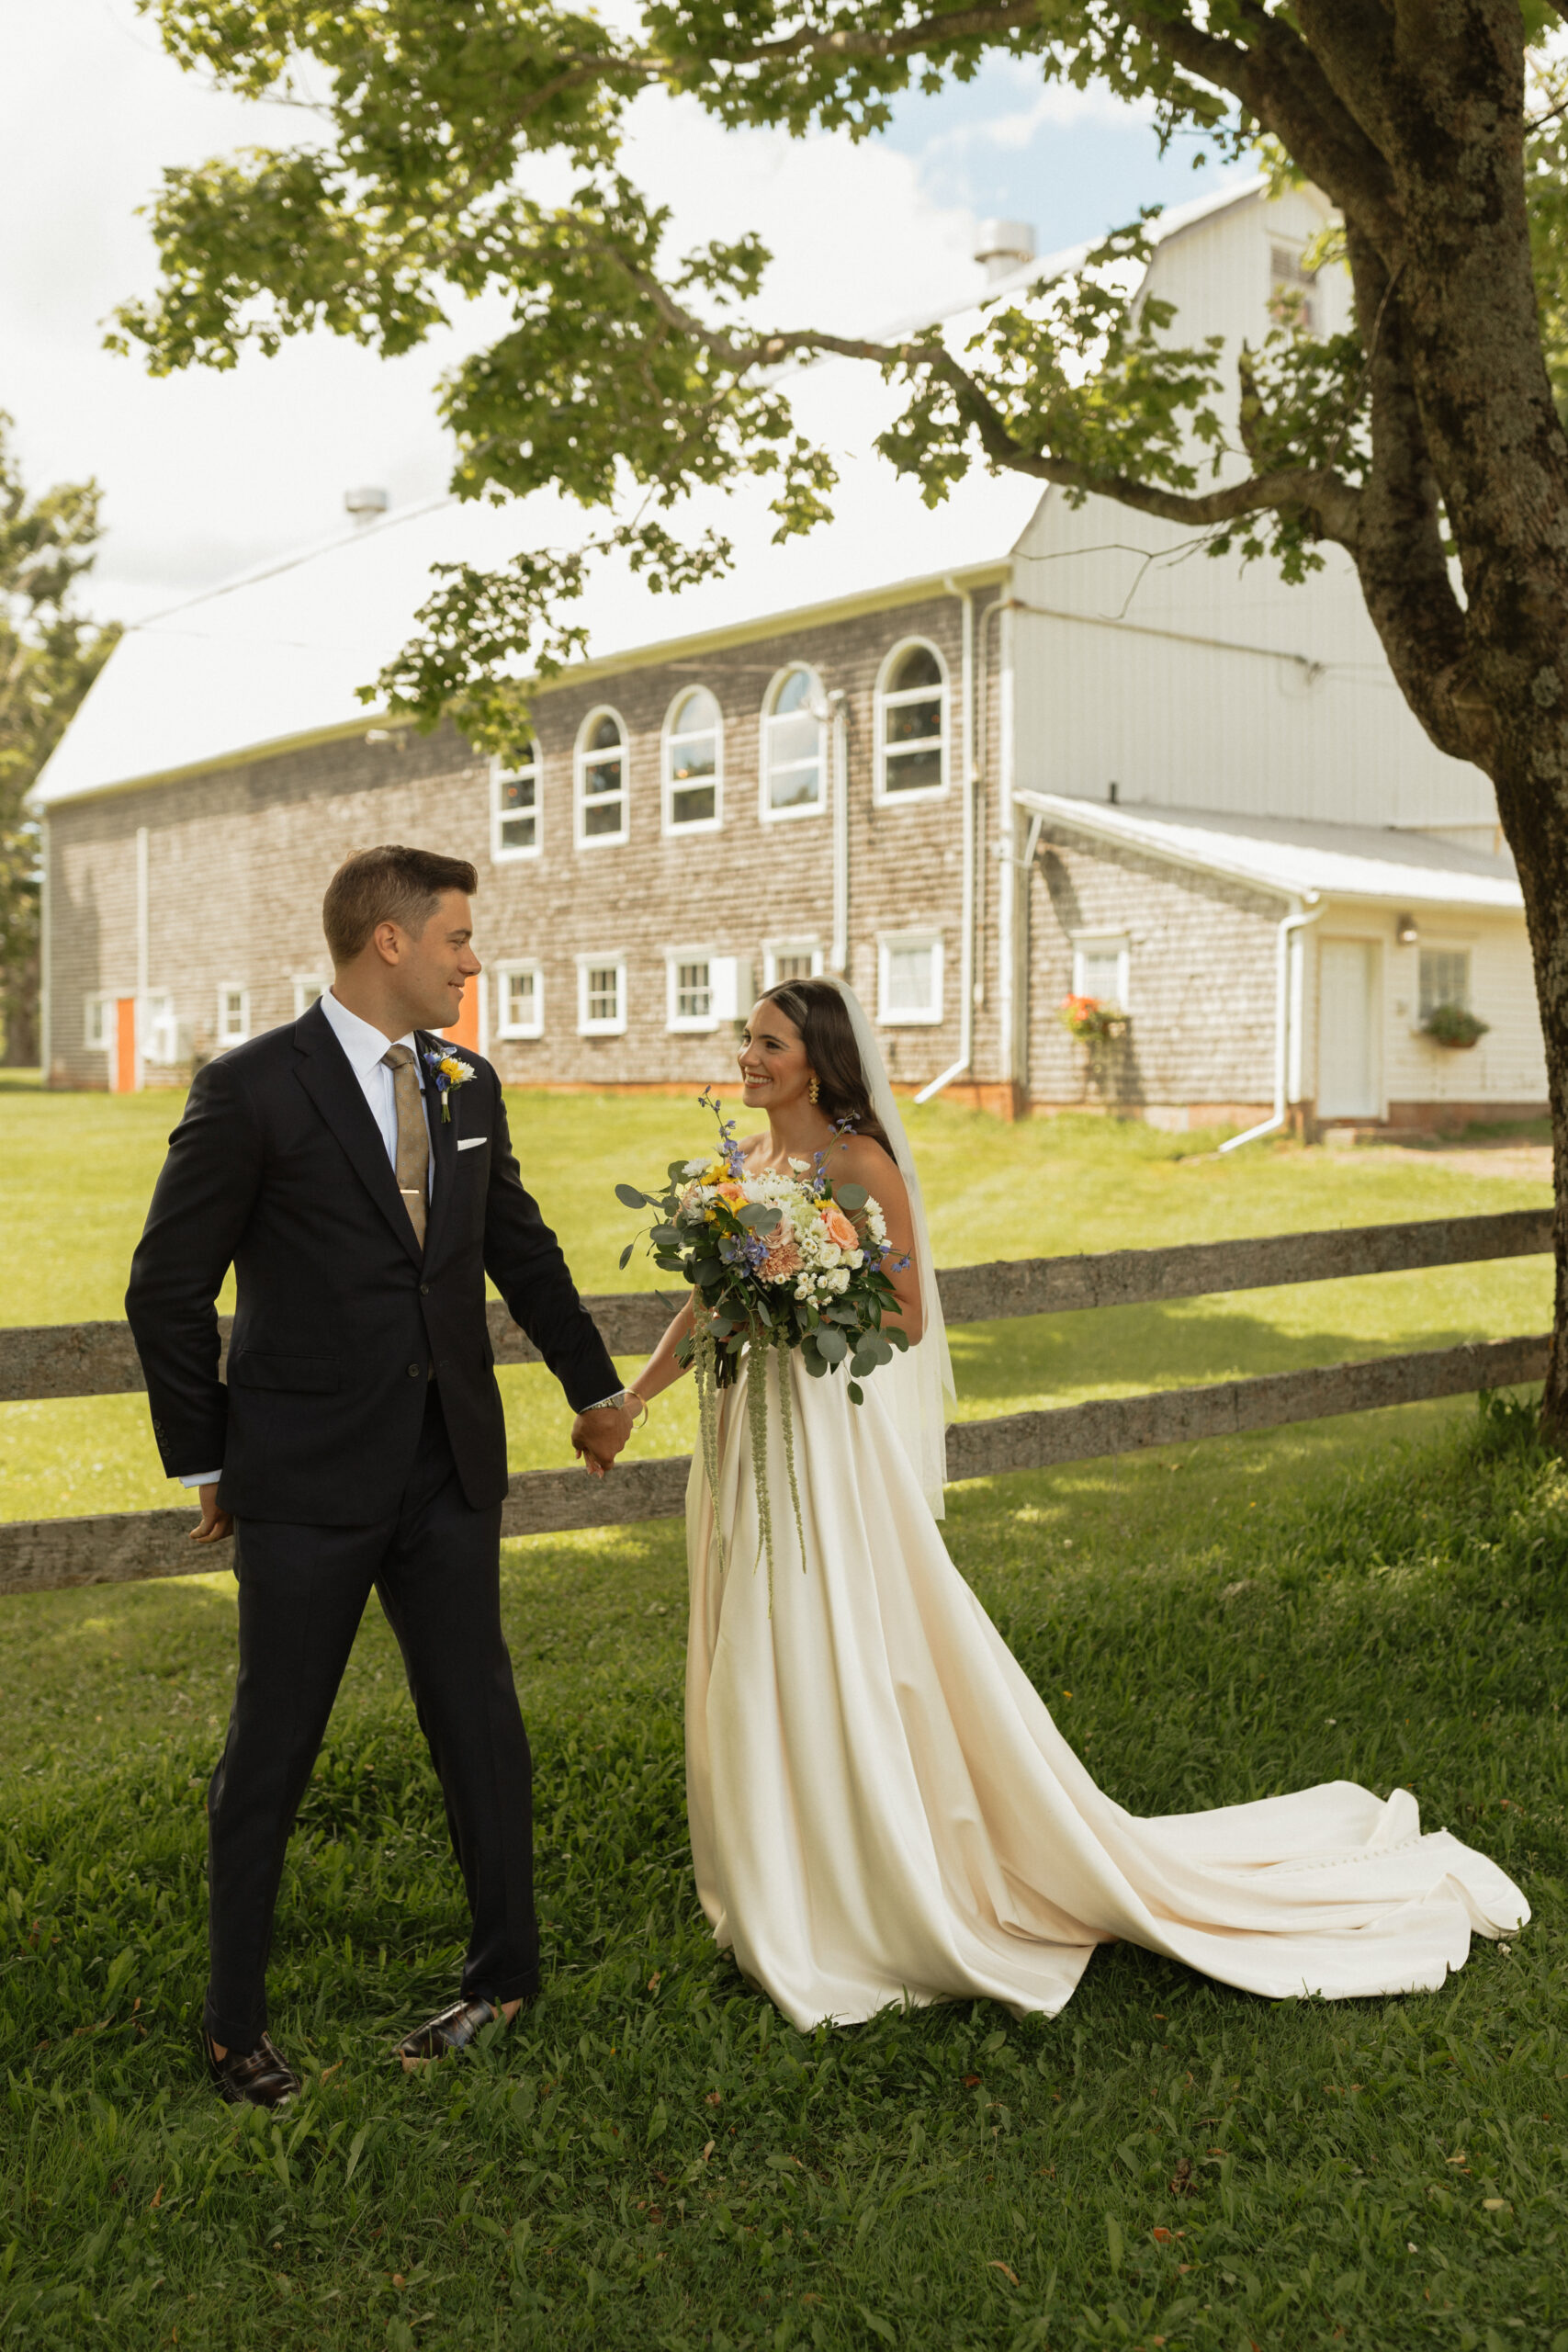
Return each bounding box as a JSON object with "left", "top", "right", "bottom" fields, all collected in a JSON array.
[{"left": 125, "top": 1000, "right": 617, "bottom": 1522}]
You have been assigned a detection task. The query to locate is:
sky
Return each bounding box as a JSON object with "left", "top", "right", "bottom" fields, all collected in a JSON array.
[{"left": 0, "top": 0, "right": 1244, "bottom": 627}]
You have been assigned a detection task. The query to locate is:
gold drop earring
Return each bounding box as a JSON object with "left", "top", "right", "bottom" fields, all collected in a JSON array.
[{"left": 808, "top": 1075, "right": 820, "bottom": 1105}]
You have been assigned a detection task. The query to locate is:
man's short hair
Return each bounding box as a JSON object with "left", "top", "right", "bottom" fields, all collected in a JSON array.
[{"left": 322, "top": 845, "right": 479, "bottom": 966}]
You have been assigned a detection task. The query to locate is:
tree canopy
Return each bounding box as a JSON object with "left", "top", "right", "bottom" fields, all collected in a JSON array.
[
  {"left": 109, "top": 2, "right": 1562, "bottom": 752},
  {"left": 1, "top": 418, "right": 118, "bottom": 1065}
]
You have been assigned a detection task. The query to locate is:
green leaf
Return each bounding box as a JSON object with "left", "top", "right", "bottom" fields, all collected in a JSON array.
[
  {"left": 832, "top": 1182, "right": 869, "bottom": 1213},
  {"left": 847, "top": 1379, "right": 864, "bottom": 1405},
  {"left": 617, "top": 1241, "right": 635, "bottom": 1270},
  {"left": 615, "top": 1183, "right": 649, "bottom": 1209},
  {"left": 737, "top": 1203, "right": 781, "bottom": 1231}
]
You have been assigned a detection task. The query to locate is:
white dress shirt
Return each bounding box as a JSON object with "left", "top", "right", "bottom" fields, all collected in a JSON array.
[{"left": 179, "top": 989, "right": 434, "bottom": 1487}]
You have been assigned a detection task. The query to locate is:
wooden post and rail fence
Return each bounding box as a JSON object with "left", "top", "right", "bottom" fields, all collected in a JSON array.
[{"left": 0, "top": 1207, "right": 1554, "bottom": 1601}]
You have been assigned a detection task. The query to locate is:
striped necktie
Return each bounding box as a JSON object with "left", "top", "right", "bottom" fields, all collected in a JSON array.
[{"left": 381, "top": 1044, "right": 428, "bottom": 1248}]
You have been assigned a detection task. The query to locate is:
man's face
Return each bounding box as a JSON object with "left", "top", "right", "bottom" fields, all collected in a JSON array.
[{"left": 395, "top": 890, "right": 481, "bottom": 1033}]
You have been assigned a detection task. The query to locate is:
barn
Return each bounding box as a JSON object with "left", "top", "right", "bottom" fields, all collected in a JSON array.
[{"left": 30, "top": 177, "right": 1543, "bottom": 1136}]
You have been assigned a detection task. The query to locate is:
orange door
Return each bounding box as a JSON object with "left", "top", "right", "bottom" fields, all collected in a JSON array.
[
  {"left": 443, "top": 980, "right": 479, "bottom": 1051},
  {"left": 112, "top": 997, "right": 138, "bottom": 1092}
]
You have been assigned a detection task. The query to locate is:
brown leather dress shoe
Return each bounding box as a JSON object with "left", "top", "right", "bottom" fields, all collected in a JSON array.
[
  {"left": 397, "top": 1996, "right": 510, "bottom": 2066},
  {"left": 202, "top": 2026, "right": 300, "bottom": 2109}
]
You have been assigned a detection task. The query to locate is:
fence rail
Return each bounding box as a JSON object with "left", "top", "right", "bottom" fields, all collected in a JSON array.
[{"left": 0, "top": 1209, "right": 1553, "bottom": 1599}]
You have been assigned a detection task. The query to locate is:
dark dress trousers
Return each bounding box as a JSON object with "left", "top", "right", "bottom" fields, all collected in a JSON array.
[{"left": 125, "top": 1001, "right": 619, "bottom": 2049}]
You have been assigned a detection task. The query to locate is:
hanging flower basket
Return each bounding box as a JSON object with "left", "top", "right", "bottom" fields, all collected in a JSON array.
[
  {"left": 1060, "top": 993, "right": 1129, "bottom": 1044},
  {"left": 1421, "top": 1002, "right": 1489, "bottom": 1050}
]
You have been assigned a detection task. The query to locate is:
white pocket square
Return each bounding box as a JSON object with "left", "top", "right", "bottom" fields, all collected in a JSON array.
[{"left": 457, "top": 1136, "right": 488, "bottom": 1151}]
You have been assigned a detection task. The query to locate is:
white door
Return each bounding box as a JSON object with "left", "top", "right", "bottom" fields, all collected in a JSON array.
[{"left": 1317, "top": 938, "right": 1381, "bottom": 1118}]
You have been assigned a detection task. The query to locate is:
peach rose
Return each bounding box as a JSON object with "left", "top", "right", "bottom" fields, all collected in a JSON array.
[
  {"left": 758, "top": 1234, "right": 804, "bottom": 1283},
  {"left": 821, "top": 1204, "right": 859, "bottom": 1250},
  {"left": 716, "top": 1181, "right": 748, "bottom": 1206}
]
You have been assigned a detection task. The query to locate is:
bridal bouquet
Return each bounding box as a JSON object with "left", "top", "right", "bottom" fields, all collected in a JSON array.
[{"left": 616, "top": 1090, "right": 908, "bottom": 1590}]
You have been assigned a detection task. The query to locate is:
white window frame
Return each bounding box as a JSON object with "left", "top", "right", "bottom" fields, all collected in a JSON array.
[
  {"left": 574, "top": 707, "right": 628, "bottom": 848},
  {"left": 760, "top": 666, "right": 828, "bottom": 824},
  {"left": 762, "top": 938, "right": 825, "bottom": 988},
  {"left": 664, "top": 948, "right": 717, "bottom": 1035},
  {"left": 661, "top": 688, "right": 724, "bottom": 837},
  {"left": 142, "top": 990, "right": 179, "bottom": 1067},
  {"left": 874, "top": 638, "right": 950, "bottom": 805},
  {"left": 1418, "top": 944, "right": 1472, "bottom": 1022},
  {"left": 495, "top": 961, "right": 544, "bottom": 1040},
  {"left": 491, "top": 744, "right": 541, "bottom": 861},
  {"left": 292, "top": 975, "right": 328, "bottom": 1018},
  {"left": 1071, "top": 933, "right": 1131, "bottom": 1011},
  {"left": 215, "top": 983, "right": 250, "bottom": 1047},
  {"left": 84, "top": 993, "right": 110, "bottom": 1051},
  {"left": 1268, "top": 241, "right": 1320, "bottom": 335},
  {"left": 877, "top": 930, "right": 945, "bottom": 1027},
  {"left": 577, "top": 953, "right": 627, "bottom": 1037}
]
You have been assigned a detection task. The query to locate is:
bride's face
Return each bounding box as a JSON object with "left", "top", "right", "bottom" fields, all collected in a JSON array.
[{"left": 738, "top": 1000, "right": 815, "bottom": 1113}]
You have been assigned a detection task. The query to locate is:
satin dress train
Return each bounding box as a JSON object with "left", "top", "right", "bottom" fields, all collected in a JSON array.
[{"left": 683, "top": 1351, "right": 1528, "bottom": 2031}]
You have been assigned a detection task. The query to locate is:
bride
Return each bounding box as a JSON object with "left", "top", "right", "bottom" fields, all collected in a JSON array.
[{"left": 624, "top": 974, "right": 1527, "bottom": 2030}]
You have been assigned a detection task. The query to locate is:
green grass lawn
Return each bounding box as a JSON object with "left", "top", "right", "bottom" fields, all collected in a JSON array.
[
  {"left": 0, "top": 1086, "right": 1553, "bottom": 1521},
  {"left": 2, "top": 1087, "right": 1565, "bottom": 2349}
]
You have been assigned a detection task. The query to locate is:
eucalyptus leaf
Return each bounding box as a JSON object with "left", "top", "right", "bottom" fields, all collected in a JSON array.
[
  {"left": 847, "top": 1380, "right": 864, "bottom": 1405},
  {"left": 617, "top": 1241, "right": 634, "bottom": 1270},
  {"left": 737, "top": 1204, "right": 781, "bottom": 1231},
  {"left": 833, "top": 1182, "right": 869, "bottom": 1213},
  {"left": 816, "top": 1328, "right": 849, "bottom": 1363},
  {"left": 614, "top": 1182, "right": 649, "bottom": 1209}
]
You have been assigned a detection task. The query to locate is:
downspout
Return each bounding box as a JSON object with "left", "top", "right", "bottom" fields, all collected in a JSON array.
[
  {"left": 915, "top": 578, "right": 976, "bottom": 1104},
  {"left": 1218, "top": 898, "right": 1321, "bottom": 1152},
  {"left": 828, "top": 690, "right": 849, "bottom": 975},
  {"left": 38, "top": 815, "right": 51, "bottom": 1085},
  {"left": 134, "top": 822, "right": 150, "bottom": 1092}
]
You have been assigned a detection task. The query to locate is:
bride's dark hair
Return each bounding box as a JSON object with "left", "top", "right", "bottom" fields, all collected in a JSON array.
[{"left": 756, "top": 977, "right": 894, "bottom": 1155}]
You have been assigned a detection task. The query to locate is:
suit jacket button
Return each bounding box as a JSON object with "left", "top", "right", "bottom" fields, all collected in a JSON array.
[
  {"left": 419, "top": 1283, "right": 429, "bottom": 1295},
  {"left": 408, "top": 1363, "right": 421, "bottom": 1378}
]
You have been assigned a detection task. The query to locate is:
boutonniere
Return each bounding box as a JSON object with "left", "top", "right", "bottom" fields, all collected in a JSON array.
[{"left": 422, "top": 1046, "right": 478, "bottom": 1125}]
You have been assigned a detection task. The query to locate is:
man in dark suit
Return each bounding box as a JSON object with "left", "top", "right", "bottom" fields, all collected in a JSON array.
[{"left": 126, "top": 844, "right": 636, "bottom": 2108}]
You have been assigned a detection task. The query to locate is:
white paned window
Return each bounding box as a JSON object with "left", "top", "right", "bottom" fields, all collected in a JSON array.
[
  {"left": 1071, "top": 935, "right": 1130, "bottom": 1010},
  {"left": 216, "top": 985, "right": 249, "bottom": 1046},
  {"left": 496, "top": 963, "right": 544, "bottom": 1038},
  {"left": 142, "top": 992, "right": 179, "bottom": 1065},
  {"left": 1269, "top": 243, "right": 1319, "bottom": 334},
  {"left": 666, "top": 951, "right": 749, "bottom": 1030},
  {"left": 877, "top": 641, "right": 948, "bottom": 799},
  {"left": 665, "top": 688, "right": 722, "bottom": 831},
  {"left": 492, "top": 743, "right": 540, "bottom": 858},
  {"left": 84, "top": 995, "right": 109, "bottom": 1050},
  {"left": 762, "top": 667, "right": 826, "bottom": 819},
  {"left": 878, "top": 932, "right": 943, "bottom": 1025},
  {"left": 293, "top": 976, "right": 327, "bottom": 1018},
  {"left": 763, "top": 939, "right": 823, "bottom": 987},
  {"left": 578, "top": 956, "right": 626, "bottom": 1035},
  {"left": 576, "top": 710, "right": 627, "bottom": 844},
  {"left": 669, "top": 953, "right": 714, "bottom": 1030},
  {"left": 1419, "top": 947, "right": 1471, "bottom": 1020}
]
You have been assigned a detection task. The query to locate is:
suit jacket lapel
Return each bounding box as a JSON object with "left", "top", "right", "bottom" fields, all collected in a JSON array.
[
  {"left": 417, "top": 1030, "right": 458, "bottom": 1270},
  {"left": 292, "top": 1001, "right": 424, "bottom": 1269}
]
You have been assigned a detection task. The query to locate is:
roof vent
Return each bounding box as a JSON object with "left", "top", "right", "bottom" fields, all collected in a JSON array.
[
  {"left": 975, "top": 219, "right": 1036, "bottom": 285},
  {"left": 344, "top": 486, "right": 389, "bottom": 526}
]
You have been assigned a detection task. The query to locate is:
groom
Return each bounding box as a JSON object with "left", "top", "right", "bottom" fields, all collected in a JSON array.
[{"left": 125, "top": 844, "right": 637, "bottom": 2108}]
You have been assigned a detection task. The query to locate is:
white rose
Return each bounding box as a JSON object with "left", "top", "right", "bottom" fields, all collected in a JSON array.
[{"left": 682, "top": 1159, "right": 708, "bottom": 1177}]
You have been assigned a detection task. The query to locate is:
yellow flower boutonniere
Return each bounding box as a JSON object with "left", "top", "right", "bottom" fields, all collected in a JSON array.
[{"left": 422, "top": 1046, "right": 478, "bottom": 1124}]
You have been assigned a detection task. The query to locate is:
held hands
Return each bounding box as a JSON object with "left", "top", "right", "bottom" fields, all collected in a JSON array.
[
  {"left": 571, "top": 1400, "right": 637, "bottom": 1477},
  {"left": 189, "top": 1482, "right": 234, "bottom": 1544}
]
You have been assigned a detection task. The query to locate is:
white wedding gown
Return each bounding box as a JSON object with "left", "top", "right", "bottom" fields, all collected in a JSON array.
[{"left": 684, "top": 1349, "right": 1529, "bottom": 2032}]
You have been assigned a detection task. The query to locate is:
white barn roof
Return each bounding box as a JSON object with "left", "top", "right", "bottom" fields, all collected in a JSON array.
[
  {"left": 33, "top": 172, "right": 1278, "bottom": 813},
  {"left": 1018, "top": 794, "right": 1525, "bottom": 910}
]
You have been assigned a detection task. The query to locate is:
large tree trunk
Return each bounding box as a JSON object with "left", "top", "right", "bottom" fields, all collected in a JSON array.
[{"left": 1309, "top": 0, "right": 1568, "bottom": 1439}]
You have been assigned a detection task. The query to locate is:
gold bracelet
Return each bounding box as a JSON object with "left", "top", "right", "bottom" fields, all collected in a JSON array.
[{"left": 623, "top": 1389, "right": 649, "bottom": 1429}]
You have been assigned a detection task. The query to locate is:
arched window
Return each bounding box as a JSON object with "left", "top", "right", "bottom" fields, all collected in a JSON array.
[
  {"left": 575, "top": 709, "right": 626, "bottom": 844},
  {"left": 761, "top": 666, "right": 826, "bottom": 820},
  {"left": 664, "top": 687, "right": 722, "bottom": 831},
  {"left": 491, "top": 740, "right": 540, "bottom": 858},
  {"left": 877, "top": 641, "right": 947, "bottom": 799}
]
